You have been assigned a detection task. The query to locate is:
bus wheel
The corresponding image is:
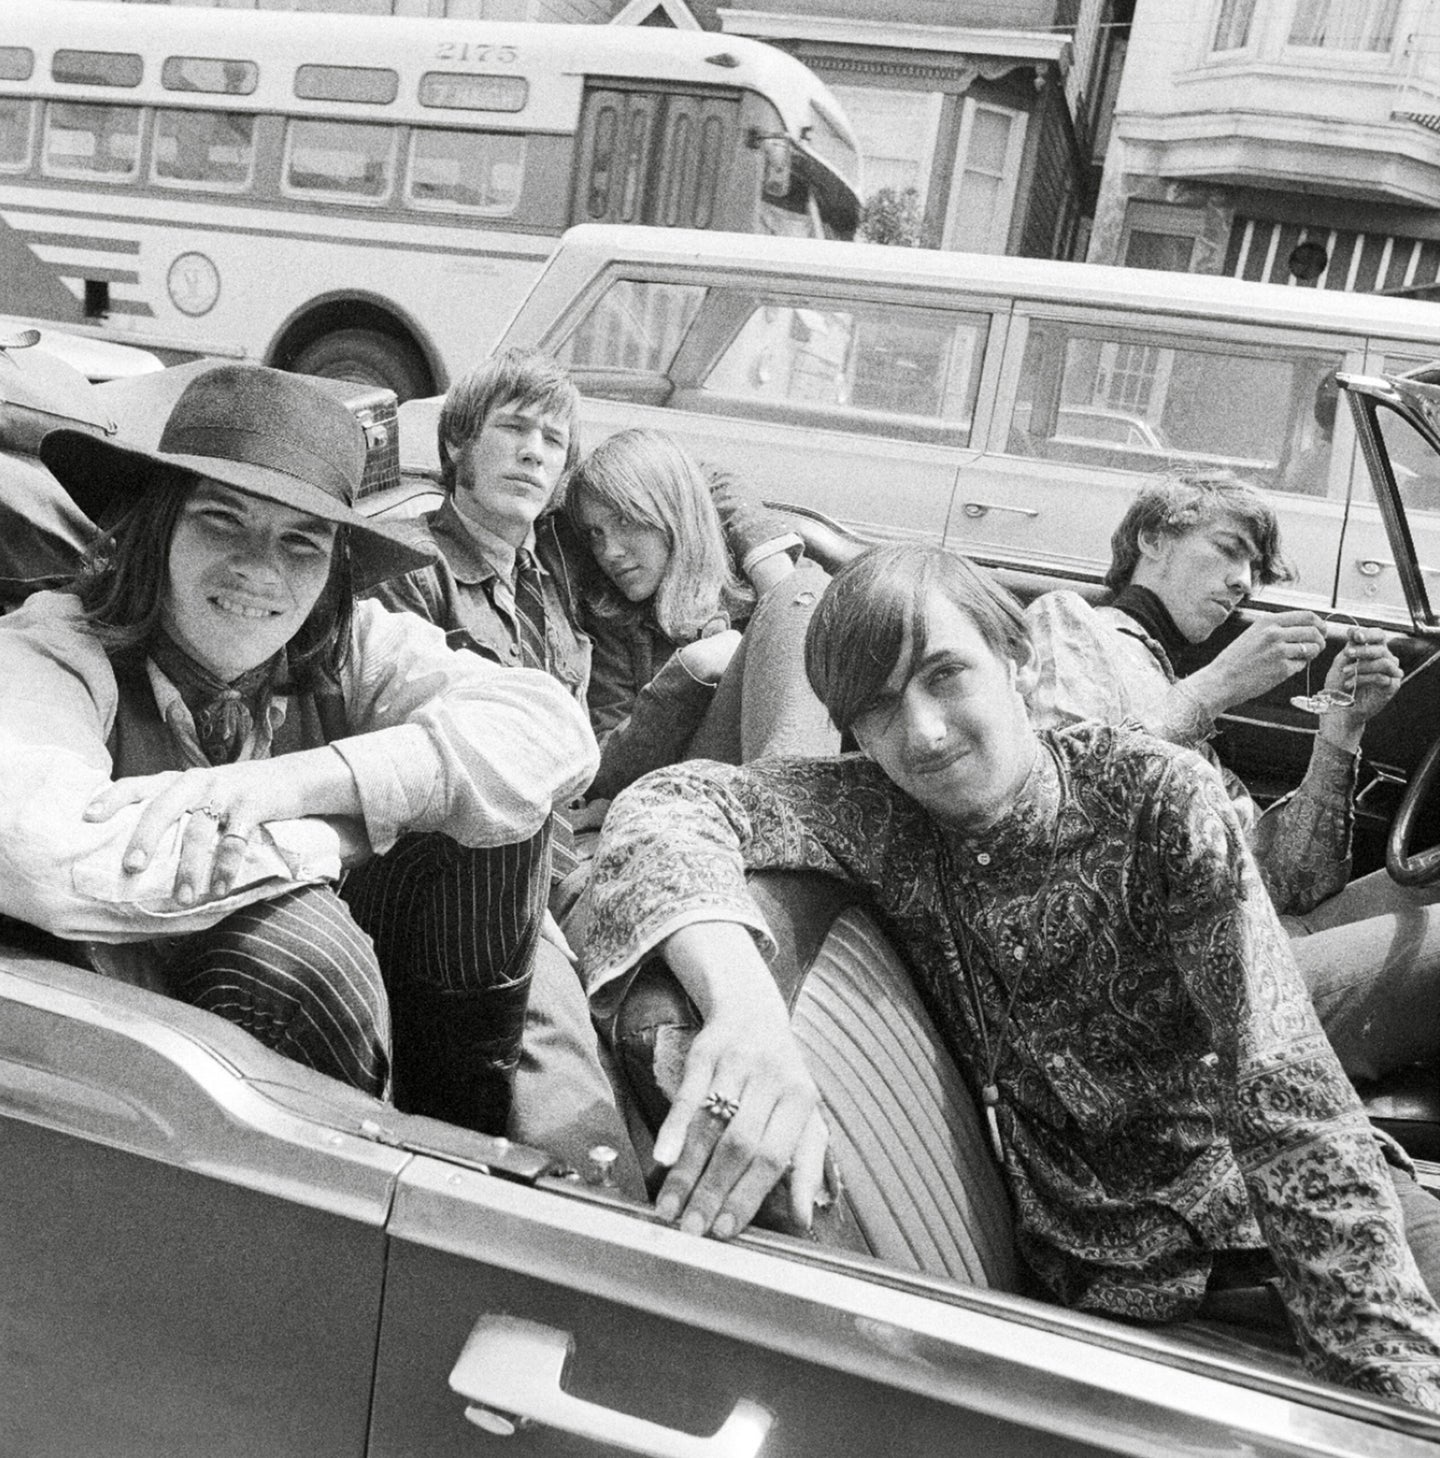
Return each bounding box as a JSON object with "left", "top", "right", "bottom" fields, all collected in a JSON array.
[{"left": 289, "top": 328, "right": 433, "bottom": 402}]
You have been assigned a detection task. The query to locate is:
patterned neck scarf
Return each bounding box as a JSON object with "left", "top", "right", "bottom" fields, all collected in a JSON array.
[{"left": 148, "top": 631, "right": 281, "bottom": 765}]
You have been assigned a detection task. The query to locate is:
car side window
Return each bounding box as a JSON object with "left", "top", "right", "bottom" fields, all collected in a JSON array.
[
  {"left": 1377, "top": 400, "right": 1440, "bottom": 519},
  {"left": 698, "top": 299, "right": 988, "bottom": 444},
  {"left": 1008, "top": 319, "right": 1343, "bottom": 495},
  {"left": 1363, "top": 355, "right": 1440, "bottom": 514},
  {"left": 555, "top": 278, "right": 707, "bottom": 375}
]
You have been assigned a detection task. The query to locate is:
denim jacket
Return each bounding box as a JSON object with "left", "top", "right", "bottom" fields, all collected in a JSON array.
[{"left": 369, "top": 500, "right": 593, "bottom": 703}]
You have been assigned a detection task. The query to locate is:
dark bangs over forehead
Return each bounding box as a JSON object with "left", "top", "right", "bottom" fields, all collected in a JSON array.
[{"left": 804, "top": 544, "right": 1030, "bottom": 735}]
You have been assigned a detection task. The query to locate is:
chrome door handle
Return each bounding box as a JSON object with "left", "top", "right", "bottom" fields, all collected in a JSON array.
[
  {"left": 1357, "top": 558, "right": 1440, "bottom": 577},
  {"left": 449, "top": 1314, "right": 774, "bottom": 1458},
  {"left": 962, "top": 501, "right": 1039, "bottom": 519}
]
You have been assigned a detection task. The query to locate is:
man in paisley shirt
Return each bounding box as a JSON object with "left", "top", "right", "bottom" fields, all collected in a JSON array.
[{"left": 581, "top": 542, "right": 1440, "bottom": 1408}]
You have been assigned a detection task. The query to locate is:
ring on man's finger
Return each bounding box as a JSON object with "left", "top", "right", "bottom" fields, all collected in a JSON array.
[
  {"left": 704, "top": 1091, "right": 741, "bottom": 1124},
  {"left": 219, "top": 829, "right": 250, "bottom": 843},
  {"left": 196, "top": 801, "right": 225, "bottom": 823}
]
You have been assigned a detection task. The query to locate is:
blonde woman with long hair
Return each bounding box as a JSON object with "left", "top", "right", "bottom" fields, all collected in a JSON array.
[{"left": 568, "top": 428, "right": 836, "bottom": 800}]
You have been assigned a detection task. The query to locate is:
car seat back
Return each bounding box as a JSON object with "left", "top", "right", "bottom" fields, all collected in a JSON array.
[{"left": 611, "top": 870, "right": 1018, "bottom": 1289}]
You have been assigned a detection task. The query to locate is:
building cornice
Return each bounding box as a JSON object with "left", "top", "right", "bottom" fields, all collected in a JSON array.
[{"left": 1116, "top": 114, "right": 1440, "bottom": 208}]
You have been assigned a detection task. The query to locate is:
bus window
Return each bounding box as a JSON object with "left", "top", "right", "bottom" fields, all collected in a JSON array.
[
  {"left": 655, "top": 99, "right": 733, "bottom": 230},
  {"left": 53, "top": 51, "right": 142, "bottom": 89},
  {"left": 0, "top": 48, "right": 33, "bottom": 83},
  {"left": 0, "top": 100, "right": 34, "bottom": 171},
  {"left": 702, "top": 298, "right": 986, "bottom": 441},
  {"left": 162, "top": 57, "right": 258, "bottom": 97},
  {"left": 294, "top": 65, "right": 398, "bottom": 106},
  {"left": 153, "top": 109, "right": 256, "bottom": 190},
  {"left": 578, "top": 90, "right": 654, "bottom": 225},
  {"left": 556, "top": 279, "right": 706, "bottom": 374},
  {"left": 418, "top": 72, "right": 527, "bottom": 114},
  {"left": 283, "top": 118, "right": 396, "bottom": 201},
  {"left": 1009, "top": 319, "right": 1342, "bottom": 491},
  {"left": 43, "top": 102, "right": 142, "bottom": 181},
  {"left": 406, "top": 128, "right": 524, "bottom": 215}
]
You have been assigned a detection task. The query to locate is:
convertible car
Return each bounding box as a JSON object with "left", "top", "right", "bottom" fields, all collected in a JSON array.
[{"left": 4, "top": 338, "right": 1440, "bottom": 1457}]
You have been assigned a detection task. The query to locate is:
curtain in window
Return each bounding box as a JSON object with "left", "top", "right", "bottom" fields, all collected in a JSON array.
[
  {"left": 1212, "top": 0, "right": 1257, "bottom": 50},
  {"left": 1289, "top": 0, "right": 1400, "bottom": 51}
]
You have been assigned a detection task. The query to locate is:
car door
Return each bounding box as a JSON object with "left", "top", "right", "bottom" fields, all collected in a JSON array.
[
  {"left": 367, "top": 1150, "right": 1440, "bottom": 1458},
  {"left": 0, "top": 952, "right": 402, "bottom": 1458}
]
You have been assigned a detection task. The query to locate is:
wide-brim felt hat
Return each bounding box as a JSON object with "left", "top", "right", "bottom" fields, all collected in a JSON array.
[{"left": 40, "top": 362, "right": 435, "bottom": 590}]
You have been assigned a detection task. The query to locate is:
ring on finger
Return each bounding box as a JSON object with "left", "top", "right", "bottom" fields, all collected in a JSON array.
[
  {"left": 196, "top": 801, "right": 225, "bottom": 824},
  {"left": 703, "top": 1091, "right": 741, "bottom": 1124},
  {"left": 219, "top": 828, "right": 250, "bottom": 844}
]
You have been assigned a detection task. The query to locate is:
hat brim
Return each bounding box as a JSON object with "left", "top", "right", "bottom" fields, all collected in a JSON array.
[{"left": 40, "top": 426, "right": 435, "bottom": 591}]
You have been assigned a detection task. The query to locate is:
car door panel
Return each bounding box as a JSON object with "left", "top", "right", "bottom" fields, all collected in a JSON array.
[
  {"left": 368, "top": 1155, "right": 1430, "bottom": 1458},
  {"left": 1, "top": 1117, "right": 387, "bottom": 1458},
  {"left": 0, "top": 956, "right": 401, "bottom": 1458}
]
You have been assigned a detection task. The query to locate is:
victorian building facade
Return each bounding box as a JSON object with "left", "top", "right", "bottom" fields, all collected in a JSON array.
[{"left": 1092, "top": 0, "right": 1440, "bottom": 296}]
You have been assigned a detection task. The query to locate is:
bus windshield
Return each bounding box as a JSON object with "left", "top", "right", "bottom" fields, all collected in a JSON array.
[{"left": 0, "top": 3, "right": 862, "bottom": 400}]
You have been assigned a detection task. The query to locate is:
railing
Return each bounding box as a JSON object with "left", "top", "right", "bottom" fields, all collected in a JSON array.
[{"left": 1391, "top": 27, "right": 1440, "bottom": 131}]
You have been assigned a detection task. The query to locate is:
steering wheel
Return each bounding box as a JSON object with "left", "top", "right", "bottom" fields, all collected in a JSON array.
[{"left": 1387, "top": 733, "right": 1440, "bottom": 885}]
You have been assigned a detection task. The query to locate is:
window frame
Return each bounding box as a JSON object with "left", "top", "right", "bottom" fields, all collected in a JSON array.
[
  {"left": 940, "top": 98, "right": 1027, "bottom": 256},
  {"left": 279, "top": 114, "right": 400, "bottom": 206}
]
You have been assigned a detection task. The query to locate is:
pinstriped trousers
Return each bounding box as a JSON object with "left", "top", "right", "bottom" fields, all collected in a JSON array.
[
  {"left": 163, "top": 825, "right": 551, "bottom": 1122},
  {"left": 163, "top": 882, "right": 391, "bottom": 1094}
]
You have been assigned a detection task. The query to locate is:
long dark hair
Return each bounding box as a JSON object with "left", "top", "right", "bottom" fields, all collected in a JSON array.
[
  {"left": 568, "top": 429, "right": 750, "bottom": 640},
  {"left": 72, "top": 476, "right": 355, "bottom": 689}
]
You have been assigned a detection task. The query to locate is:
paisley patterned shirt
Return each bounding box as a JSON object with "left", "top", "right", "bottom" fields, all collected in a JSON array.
[{"left": 583, "top": 723, "right": 1440, "bottom": 1406}]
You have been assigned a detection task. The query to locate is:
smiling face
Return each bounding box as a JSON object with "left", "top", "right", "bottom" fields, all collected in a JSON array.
[
  {"left": 160, "top": 481, "right": 337, "bottom": 680},
  {"left": 451, "top": 398, "right": 571, "bottom": 547},
  {"left": 851, "top": 590, "right": 1039, "bottom": 831},
  {"left": 1129, "top": 512, "right": 1261, "bottom": 644},
  {"left": 573, "top": 493, "right": 673, "bottom": 603}
]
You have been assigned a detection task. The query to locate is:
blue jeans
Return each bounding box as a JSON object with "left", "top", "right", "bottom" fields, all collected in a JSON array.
[{"left": 1287, "top": 870, "right": 1440, "bottom": 1082}]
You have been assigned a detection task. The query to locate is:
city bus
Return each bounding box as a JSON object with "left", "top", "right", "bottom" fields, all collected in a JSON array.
[{"left": 0, "top": 3, "right": 862, "bottom": 398}]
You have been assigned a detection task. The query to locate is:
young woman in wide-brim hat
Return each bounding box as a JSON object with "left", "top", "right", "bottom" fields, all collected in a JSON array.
[{"left": 0, "top": 363, "right": 597, "bottom": 1134}]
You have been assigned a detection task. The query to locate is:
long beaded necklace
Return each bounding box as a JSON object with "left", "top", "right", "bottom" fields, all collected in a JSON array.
[{"left": 934, "top": 743, "right": 1065, "bottom": 1166}]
